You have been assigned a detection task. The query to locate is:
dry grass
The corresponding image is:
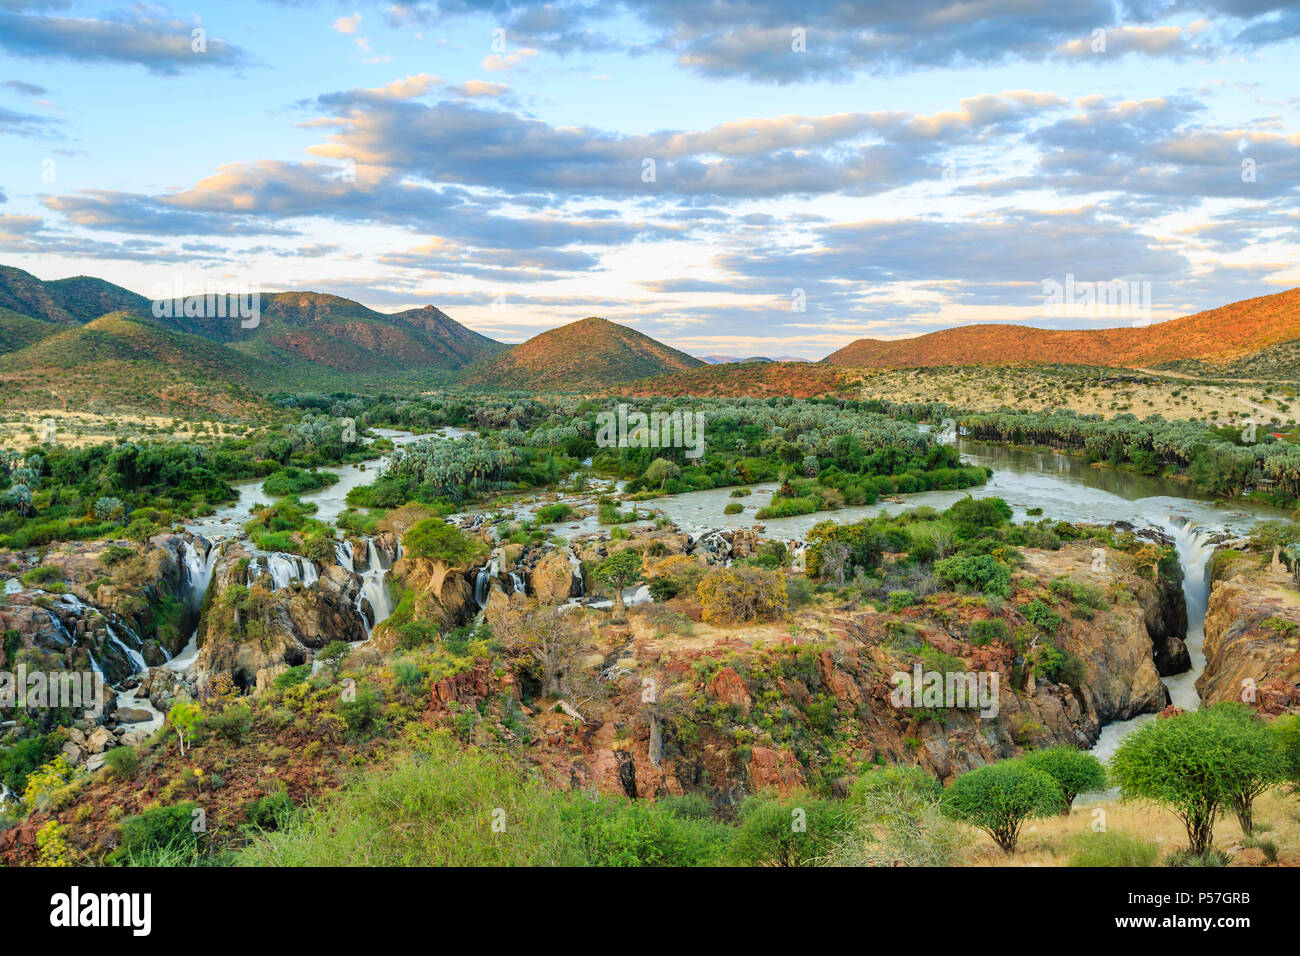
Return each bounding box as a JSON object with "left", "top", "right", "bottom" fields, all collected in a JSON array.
[
  {"left": 965, "top": 790, "right": 1300, "bottom": 866},
  {"left": 0, "top": 409, "right": 247, "bottom": 450}
]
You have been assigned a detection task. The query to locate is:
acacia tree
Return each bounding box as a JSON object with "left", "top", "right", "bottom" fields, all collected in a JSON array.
[
  {"left": 1110, "top": 704, "right": 1286, "bottom": 852},
  {"left": 1022, "top": 747, "right": 1107, "bottom": 815},
  {"left": 593, "top": 549, "right": 642, "bottom": 623},
  {"left": 940, "top": 760, "right": 1062, "bottom": 853}
]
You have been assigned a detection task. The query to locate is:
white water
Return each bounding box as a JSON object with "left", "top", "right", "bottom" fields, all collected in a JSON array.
[{"left": 356, "top": 538, "right": 395, "bottom": 633}]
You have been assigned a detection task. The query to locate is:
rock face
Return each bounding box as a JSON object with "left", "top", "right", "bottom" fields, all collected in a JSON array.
[
  {"left": 194, "top": 547, "right": 366, "bottom": 688},
  {"left": 371, "top": 552, "right": 477, "bottom": 653},
  {"left": 1199, "top": 553, "right": 1300, "bottom": 712},
  {"left": 529, "top": 550, "right": 578, "bottom": 605}
]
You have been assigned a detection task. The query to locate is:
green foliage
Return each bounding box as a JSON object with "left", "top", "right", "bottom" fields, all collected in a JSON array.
[
  {"left": 940, "top": 759, "right": 1063, "bottom": 853},
  {"left": 402, "top": 517, "right": 490, "bottom": 566},
  {"left": 1021, "top": 598, "right": 1062, "bottom": 634},
  {"left": 109, "top": 802, "right": 200, "bottom": 866},
  {"left": 0, "top": 733, "right": 61, "bottom": 792},
  {"left": 244, "top": 789, "right": 296, "bottom": 830},
  {"left": 1065, "top": 830, "right": 1161, "bottom": 867},
  {"left": 1022, "top": 747, "right": 1106, "bottom": 811},
  {"left": 933, "top": 554, "right": 1012, "bottom": 597},
  {"left": 1110, "top": 703, "right": 1288, "bottom": 852},
  {"left": 727, "top": 791, "right": 856, "bottom": 867},
  {"left": 967, "top": 618, "right": 1007, "bottom": 646},
  {"left": 204, "top": 703, "right": 254, "bottom": 744},
  {"left": 102, "top": 745, "right": 139, "bottom": 781}
]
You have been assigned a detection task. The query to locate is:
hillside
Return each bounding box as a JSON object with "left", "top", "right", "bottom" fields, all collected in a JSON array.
[
  {"left": 0, "top": 265, "right": 505, "bottom": 378},
  {"left": 0, "top": 312, "right": 277, "bottom": 419},
  {"left": 826, "top": 287, "right": 1300, "bottom": 369},
  {"left": 0, "top": 306, "right": 60, "bottom": 353},
  {"left": 0, "top": 265, "right": 150, "bottom": 325},
  {"left": 466, "top": 316, "right": 705, "bottom": 390}
]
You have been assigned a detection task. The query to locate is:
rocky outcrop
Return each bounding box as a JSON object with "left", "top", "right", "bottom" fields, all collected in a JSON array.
[
  {"left": 371, "top": 552, "right": 477, "bottom": 653},
  {"left": 529, "top": 550, "right": 578, "bottom": 605},
  {"left": 1198, "top": 552, "right": 1300, "bottom": 712},
  {"left": 194, "top": 548, "right": 365, "bottom": 688}
]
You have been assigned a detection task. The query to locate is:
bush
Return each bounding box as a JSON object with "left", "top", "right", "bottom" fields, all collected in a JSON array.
[
  {"left": 934, "top": 554, "right": 1011, "bottom": 597},
  {"left": 1022, "top": 747, "right": 1106, "bottom": 812},
  {"left": 697, "top": 565, "right": 789, "bottom": 625},
  {"left": 102, "top": 745, "right": 138, "bottom": 781},
  {"left": 402, "top": 517, "right": 489, "bottom": 566},
  {"left": 109, "top": 802, "right": 200, "bottom": 865},
  {"left": 272, "top": 664, "right": 310, "bottom": 689},
  {"left": 1022, "top": 598, "right": 1062, "bottom": 634},
  {"left": 338, "top": 686, "right": 383, "bottom": 737},
  {"left": 724, "top": 502, "right": 743, "bottom": 515},
  {"left": 831, "top": 766, "right": 969, "bottom": 867},
  {"left": 0, "top": 733, "right": 61, "bottom": 792},
  {"left": 967, "top": 618, "right": 1007, "bottom": 646},
  {"left": 728, "top": 792, "right": 856, "bottom": 867},
  {"left": 244, "top": 790, "right": 296, "bottom": 830},
  {"left": 887, "top": 589, "right": 915, "bottom": 611},
  {"left": 940, "top": 759, "right": 1063, "bottom": 853},
  {"left": 557, "top": 794, "right": 729, "bottom": 866},
  {"left": 204, "top": 703, "right": 254, "bottom": 743}
]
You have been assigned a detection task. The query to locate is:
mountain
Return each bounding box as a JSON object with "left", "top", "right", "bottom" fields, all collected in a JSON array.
[
  {"left": 0, "top": 265, "right": 151, "bottom": 326},
  {"left": 0, "top": 266, "right": 505, "bottom": 376},
  {"left": 151, "top": 291, "right": 506, "bottom": 374},
  {"left": 699, "top": 354, "right": 809, "bottom": 364},
  {"left": 0, "top": 312, "right": 277, "bottom": 419},
  {"left": 825, "top": 287, "right": 1300, "bottom": 369},
  {"left": 465, "top": 316, "right": 705, "bottom": 390}
]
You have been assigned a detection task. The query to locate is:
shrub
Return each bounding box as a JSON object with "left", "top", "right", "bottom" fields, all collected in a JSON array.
[
  {"left": 724, "top": 502, "right": 743, "bottom": 515},
  {"left": 940, "top": 759, "right": 1063, "bottom": 853},
  {"left": 0, "top": 732, "right": 61, "bottom": 792},
  {"left": 697, "top": 565, "right": 789, "bottom": 625},
  {"left": 1022, "top": 747, "right": 1106, "bottom": 812},
  {"left": 558, "top": 795, "right": 729, "bottom": 866},
  {"left": 402, "top": 517, "right": 489, "bottom": 566},
  {"left": 727, "top": 792, "right": 856, "bottom": 867},
  {"left": 933, "top": 554, "right": 1011, "bottom": 597},
  {"left": 832, "top": 766, "right": 969, "bottom": 867},
  {"left": 272, "top": 664, "right": 311, "bottom": 689},
  {"left": 887, "top": 589, "right": 916, "bottom": 611},
  {"left": 1022, "top": 598, "right": 1062, "bottom": 634},
  {"left": 244, "top": 790, "right": 296, "bottom": 830},
  {"left": 967, "top": 618, "right": 1007, "bottom": 646},
  {"left": 103, "top": 745, "right": 139, "bottom": 781},
  {"left": 205, "top": 703, "right": 254, "bottom": 743},
  {"left": 109, "top": 802, "right": 200, "bottom": 865}
]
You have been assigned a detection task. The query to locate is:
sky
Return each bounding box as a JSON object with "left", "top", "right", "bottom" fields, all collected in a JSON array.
[{"left": 0, "top": 0, "right": 1298, "bottom": 359}]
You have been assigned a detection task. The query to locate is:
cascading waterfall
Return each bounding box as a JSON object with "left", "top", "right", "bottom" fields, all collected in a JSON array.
[
  {"left": 1088, "top": 518, "right": 1220, "bottom": 765},
  {"left": 355, "top": 538, "right": 395, "bottom": 635},
  {"left": 509, "top": 571, "right": 525, "bottom": 595},
  {"left": 567, "top": 549, "right": 584, "bottom": 596},
  {"left": 473, "top": 567, "right": 492, "bottom": 609}
]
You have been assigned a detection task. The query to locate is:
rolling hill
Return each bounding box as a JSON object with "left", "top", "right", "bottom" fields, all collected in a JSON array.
[
  {"left": 826, "top": 287, "right": 1300, "bottom": 369},
  {"left": 0, "top": 266, "right": 505, "bottom": 377},
  {"left": 0, "top": 312, "right": 278, "bottom": 419},
  {"left": 465, "top": 316, "right": 705, "bottom": 390}
]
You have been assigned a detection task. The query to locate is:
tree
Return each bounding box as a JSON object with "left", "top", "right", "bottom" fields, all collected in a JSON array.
[
  {"left": 402, "top": 517, "right": 489, "bottom": 566},
  {"left": 1207, "top": 704, "right": 1288, "bottom": 836},
  {"left": 593, "top": 549, "right": 642, "bottom": 623},
  {"left": 1110, "top": 704, "right": 1286, "bottom": 852},
  {"left": 317, "top": 640, "right": 353, "bottom": 678},
  {"left": 1022, "top": 747, "right": 1107, "bottom": 814},
  {"left": 496, "top": 601, "right": 589, "bottom": 698},
  {"left": 940, "top": 759, "right": 1063, "bottom": 853},
  {"left": 696, "top": 565, "right": 789, "bottom": 625},
  {"left": 167, "top": 700, "right": 202, "bottom": 757},
  {"left": 642, "top": 457, "right": 681, "bottom": 488}
]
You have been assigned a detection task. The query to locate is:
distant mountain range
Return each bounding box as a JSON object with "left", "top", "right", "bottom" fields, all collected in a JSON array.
[
  {"left": 825, "top": 288, "right": 1300, "bottom": 369},
  {"left": 698, "top": 354, "right": 809, "bottom": 364},
  {"left": 1, "top": 263, "right": 1297, "bottom": 416}
]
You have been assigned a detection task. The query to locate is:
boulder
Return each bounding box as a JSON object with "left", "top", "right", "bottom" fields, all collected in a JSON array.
[{"left": 531, "top": 551, "right": 577, "bottom": 605}]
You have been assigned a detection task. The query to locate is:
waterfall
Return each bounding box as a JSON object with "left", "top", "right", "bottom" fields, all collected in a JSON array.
[
  {"left": 249, "top": 552, "right": 319, "bottom": 590},
  {"left": 474, "top": 567, "right": 492, "bottom": 609},
  {"left": 1088, "top": 518, "right": 1220, "bottom": 766},
  {"left": 355, "top": 536, "right": 394, "bottom": 635},
  {"left": 335, "top": 541, "right": 355, "bottom": 572},
  {"left": 567, "top": 549, "right": 585, "bottom": 596},
  {"left": 105, "top": 622, "right": 149, "bottom": 675},
  {"left": 509, "top": 571, "right": 525, "bottom": 595},
  {"left": 182, "top": 536, "right": 219, "bottom": 612}
]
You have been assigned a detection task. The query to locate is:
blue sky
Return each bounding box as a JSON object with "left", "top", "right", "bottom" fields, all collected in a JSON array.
[{"left": 1, "top": 0, "right": 1298, "bottom": 358}]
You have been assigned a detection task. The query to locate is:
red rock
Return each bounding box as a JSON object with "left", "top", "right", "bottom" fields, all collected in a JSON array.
[{"left": 706, "top": 666, "right": 751, "bottom": 715}]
